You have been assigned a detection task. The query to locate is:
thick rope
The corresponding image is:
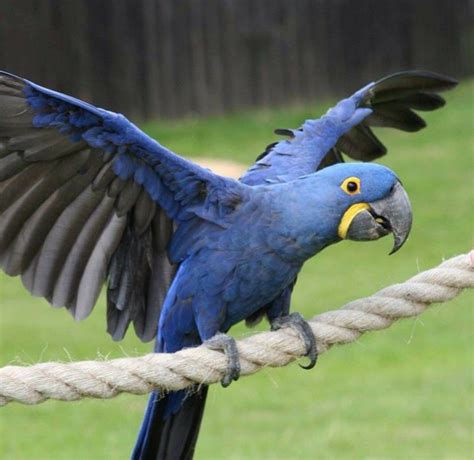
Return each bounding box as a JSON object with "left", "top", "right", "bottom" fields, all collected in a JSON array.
[{"left": 1, "top": 252, "right": 472, "bottom": 407}]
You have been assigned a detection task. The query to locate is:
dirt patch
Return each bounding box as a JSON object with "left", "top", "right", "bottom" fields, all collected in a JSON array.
[{"left": 192, "top": 157, "right": 247, "bottom": 179}]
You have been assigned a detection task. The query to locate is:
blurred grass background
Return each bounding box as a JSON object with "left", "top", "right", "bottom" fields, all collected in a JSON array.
[{"left": 1, "top": 81, "right": 473, "bottom": 460}]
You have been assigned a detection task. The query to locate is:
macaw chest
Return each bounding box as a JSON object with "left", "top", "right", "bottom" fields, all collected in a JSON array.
[{"left": 194, "top": 246, "right": 300, "bottom": 328}]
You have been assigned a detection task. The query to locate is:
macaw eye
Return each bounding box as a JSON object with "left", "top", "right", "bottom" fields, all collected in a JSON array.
[
  {"left": 341, "top": 177, "right": 361, "bottom": 195},
  {"left": 347, "top": 181, "right": 358, "bottom": 192}
]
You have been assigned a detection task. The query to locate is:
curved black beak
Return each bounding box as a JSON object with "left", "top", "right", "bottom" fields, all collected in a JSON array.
[{"left": 345, "top": 182, "right": 412, "bottom": 254}]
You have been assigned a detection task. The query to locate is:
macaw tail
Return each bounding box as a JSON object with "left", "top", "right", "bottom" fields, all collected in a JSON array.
[{"left": 132, "top": 386, "right": 209, "bottom": 460}]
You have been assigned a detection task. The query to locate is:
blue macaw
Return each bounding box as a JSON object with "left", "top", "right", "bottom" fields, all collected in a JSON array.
[{"left": 0, "top": 70, "right": 456, "bottom": 459}]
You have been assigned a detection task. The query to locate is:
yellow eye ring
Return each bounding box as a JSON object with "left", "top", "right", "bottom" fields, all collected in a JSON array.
[{"left": 341, "top": 177, "right": 361, "bottom": 195}]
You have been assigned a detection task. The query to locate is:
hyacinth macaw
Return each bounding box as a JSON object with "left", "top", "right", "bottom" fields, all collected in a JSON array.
[{"left": 0, "top": 70, "right": 456, "bottom": 459}]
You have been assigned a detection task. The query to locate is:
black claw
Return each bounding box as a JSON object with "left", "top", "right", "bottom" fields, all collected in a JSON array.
[
  {"left": 205, "top": 332, "right": 240, "bottom": 387},
  {"left": 271, "top": 312, "right": 318, "bottom": 370}
]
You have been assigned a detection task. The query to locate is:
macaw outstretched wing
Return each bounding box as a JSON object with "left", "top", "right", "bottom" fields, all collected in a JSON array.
[
  {"left": 241, "top": 71, "right": 457, "bottom": 185},
  {"left": 0, "top": 72, "right": 244, "bottom": 341}
]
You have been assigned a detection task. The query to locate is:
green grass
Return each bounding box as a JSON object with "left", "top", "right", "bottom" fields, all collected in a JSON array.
[{"left": 1, "top": 81, "right": 473, "bottom": 460}]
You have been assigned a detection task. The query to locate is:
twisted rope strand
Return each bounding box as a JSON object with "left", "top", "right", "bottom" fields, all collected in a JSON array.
[{"left": 1, "top": 252, "right": 472, "bottom": 407}]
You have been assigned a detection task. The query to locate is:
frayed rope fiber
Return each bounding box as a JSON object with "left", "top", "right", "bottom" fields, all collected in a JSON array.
[{"left": 1, "top": 252, "right": 473, "bottom": 407}]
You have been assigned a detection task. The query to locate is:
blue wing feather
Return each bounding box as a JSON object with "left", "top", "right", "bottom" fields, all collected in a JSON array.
[
  {"left": 12, "top": 72, "right": 246, "bottom": 227},
  {"left": 0, "top": 71, "right": 247, "bottom": 342},
  {"left": 240, "top": 84, "right": 374, "bottom": 185},
  {"left": 241, "top": 71, "right": 457, "bottom": 186}
]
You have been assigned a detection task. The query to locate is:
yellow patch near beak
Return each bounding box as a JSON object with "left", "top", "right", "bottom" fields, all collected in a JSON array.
[{"left": 338, "top": 203, "right": 370, "bottom": 239}]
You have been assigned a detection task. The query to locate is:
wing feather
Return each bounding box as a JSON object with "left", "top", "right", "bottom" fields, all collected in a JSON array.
[
  {"left": 26, "top": 185, "right": 105, "bottom": 300},
  {"left": 133, "top": 189, "right": 157, "bottom": 235},
  {"left": 0, "top": 71, "right": 245, "bottom": 341},
  {"left": 242, "top": 71, "right": 457, "bottom": 185},
  {"left": 0, "top": 161, "right": 52, "bottom": 211},
  {"left": 115, "top": 181, "right": 141, "bottom": 216},
  {"left": 51, "top": 192, "right": 115, "bottom": 311},
  {"left": 336, "top": 124, "right": 387, "bottom": 161},
  {"left": 0, "top": 151, "right": 27, "bottom": 180},
  {"left": 75, "top": 214, "right": 127, "bottom": 319}
]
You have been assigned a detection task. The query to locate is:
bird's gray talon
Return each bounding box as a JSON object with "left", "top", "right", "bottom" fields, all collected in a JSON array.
[
  {"left": 271, "top": 312, "right": 318, "bottom": 370},
  {"left": 205, "top": 333, "right": 240, "bottom": 387}
]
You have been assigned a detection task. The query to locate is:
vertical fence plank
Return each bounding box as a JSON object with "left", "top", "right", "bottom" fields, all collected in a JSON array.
[
  {"left": 155, "top": 0, "right": 177, "bottom": 117},
  {"left": 142, "top": 0, "right": 161, "bottom": 119}
]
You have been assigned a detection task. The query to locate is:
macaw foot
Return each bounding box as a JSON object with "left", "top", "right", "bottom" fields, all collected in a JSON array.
[
  {"left": 205, "top": 333, "right": 240, "bottom": 387},
  {"left": 271, "top": 312, "right": 318, "bottom": 370}
]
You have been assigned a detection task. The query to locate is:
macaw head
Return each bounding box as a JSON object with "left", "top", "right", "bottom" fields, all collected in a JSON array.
[
  {"left": 322, "top": 163, "right": 412, "bottom": 253},
  {"left": 294, "top": 163, "right": 412, "bottom": 255}
]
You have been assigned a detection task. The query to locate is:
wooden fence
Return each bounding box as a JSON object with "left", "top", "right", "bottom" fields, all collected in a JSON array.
[{"left": 0, "top": 0, "right": 472, "bottom": 120}]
